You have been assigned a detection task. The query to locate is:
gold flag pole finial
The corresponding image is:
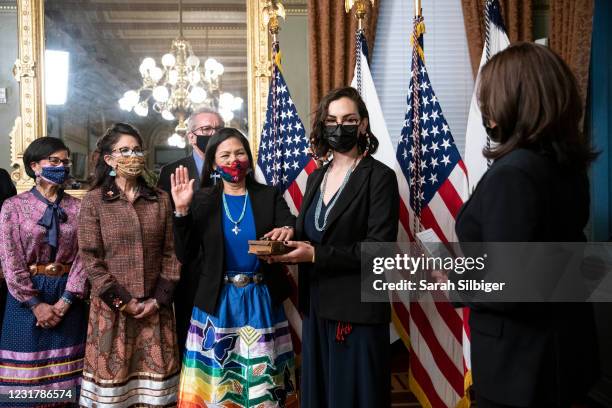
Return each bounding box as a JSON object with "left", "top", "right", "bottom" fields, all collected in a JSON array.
[
  {"left": 345, "top": 0, "right": 374, "bottom": 31},
  {"left": 262, "top": 0, "right": 286, "bottom": 43}
]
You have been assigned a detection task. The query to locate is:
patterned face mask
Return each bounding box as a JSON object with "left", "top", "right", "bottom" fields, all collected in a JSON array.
[
  {"left": 39, "top": 166, "right": 69, "bottom": 185},
  {"left": 216, "top": 159, "right": 251, "bottom": 183},
  {"left": 115, "top": 156, "right": 145, "bottom": 179}
]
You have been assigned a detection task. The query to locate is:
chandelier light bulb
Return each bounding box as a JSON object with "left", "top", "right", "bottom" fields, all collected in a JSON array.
[
  {"left": 204, "top": 58, "right": 217, "bottom": 72},
  {"left": 231, "top": 96, "right": 243, "bottom": 111},
  {"left": 134, "top": 101, "right": 149, "bottom": 117},
  {"left": 150, "top": 67, "right": 164, "bottom": 82},
  {"left": 219, "top": 92, "right": 234, "bottom": 109},
  {"left": 168, "top": 132, "right": 185, "bottom": 148},
  {"left": 118, "top": 98, "right": 132, "bottom": 111},
  {"left": 161, "top": 109, "right": 175, "bottom": 121},
  {"left": 161, "top": 53, "right": 176, "bottom": 67},
  {"left": 141, "top": 57, "right": 156, "bottom": 70},
  {"left": 220, "top": 109, "right": 234, "bottom": 123},
  {"left": 168, "top": 133, "right": 178, "bottom": 146},
  {"left": 189, "top": 87, "right": 207, "bottom": 104},
  {"left": 123, "top": 90, "right": 139, "bottom": 108},
  {"left": 139, "top": 64, "right": 148, "bottom": 77},
  {"left": 215, "top": 61, "right": 224, "bottom": 76},
  {"left": 186, "top": 55, "right": 200, "bottom": 68},
  {"left": 139, "top": 58, "right": 156, "bottom": 77},
  {"left": 152, "top": 86, "right": 170, "bottom": 103}
]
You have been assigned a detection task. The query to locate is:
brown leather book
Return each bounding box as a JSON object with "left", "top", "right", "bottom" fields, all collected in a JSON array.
[{"left": 248, "top": 240, "right": 293, "bottom": 255}]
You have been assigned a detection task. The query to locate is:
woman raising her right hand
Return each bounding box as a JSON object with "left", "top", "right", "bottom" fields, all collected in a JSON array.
[{"left": 171, "top": 127, "right": 297, "bottom": 408}]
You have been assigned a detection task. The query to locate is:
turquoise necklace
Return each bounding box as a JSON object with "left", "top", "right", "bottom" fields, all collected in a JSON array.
[
  {"left": 314, "top": 158, "right": 359, "bottom": 232},
  {"left": 222, "top": 190, "right": 249, "bottom": 235}
]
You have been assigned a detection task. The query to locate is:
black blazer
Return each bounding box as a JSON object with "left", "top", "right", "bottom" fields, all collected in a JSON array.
[
  {"left": 157, "top": 155, "right": 203, "bottom": 352},
  {"left": 296, "top": 155, "right": 399, "bottom": 325},
  {"left": 456, "top": 148, "right": 599, "bottom": 406},
  {"left": 173, "top": 180, "right": 296, "bottom": 314},
  {"left": 158, "top": 155, "right": 201, "bottom": 200}
]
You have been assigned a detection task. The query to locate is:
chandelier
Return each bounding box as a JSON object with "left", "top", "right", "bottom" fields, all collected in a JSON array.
[{"left": 118, "top": 0, "right": 243, "bottom": 141}]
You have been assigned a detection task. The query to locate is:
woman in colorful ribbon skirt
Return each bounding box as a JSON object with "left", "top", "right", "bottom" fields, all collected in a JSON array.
[
  {"left": 0, "top": 137, "right": 88, "bottom": 404},
  {"left": 77, "top": 123, "right": 181, "bottom": 407},
  {"left": 171, "top": 127, "right": 297, "bottom": 407}
]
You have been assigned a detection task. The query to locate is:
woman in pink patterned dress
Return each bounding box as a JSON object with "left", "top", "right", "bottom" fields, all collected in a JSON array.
[{"left": 0, "top": 137, "right": 88, "bottom": 403}]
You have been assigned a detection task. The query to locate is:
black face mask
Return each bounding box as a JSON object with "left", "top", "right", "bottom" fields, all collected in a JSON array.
[
  {"left": 196, "top": 135, "right": 212, "bottom": 152},
  {"left": 323, "top": 124, "right": 359, "bottom": 153}
]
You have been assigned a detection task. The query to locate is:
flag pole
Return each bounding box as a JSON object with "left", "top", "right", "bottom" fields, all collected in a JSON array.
[
  {"left": 262, "top": 1, "right": 285, "bottom": 45},
  {"left": 415, "top": 0, "right": 421, "bottom": 18},
  {"left": 346, "top": 1, "right": 374, "bottom": 95},
  {"left": 345, "top": 0, "right": 374, "bottom": 32}
]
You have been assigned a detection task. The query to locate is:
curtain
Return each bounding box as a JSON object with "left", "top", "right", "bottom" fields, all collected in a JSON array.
[
  {"left": 308, "top": 0, "right": 380, "bottom": 116},
  {"left": 549, "top": 0, "right": 594, "bottom": 119},
  {"left": 461, "top": 0, "right": 533, "bottom": 78}
]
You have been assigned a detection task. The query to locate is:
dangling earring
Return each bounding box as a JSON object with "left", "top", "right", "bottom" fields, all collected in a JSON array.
[{"left": 109, "top": 167, "right": 117, "bottom": 177}]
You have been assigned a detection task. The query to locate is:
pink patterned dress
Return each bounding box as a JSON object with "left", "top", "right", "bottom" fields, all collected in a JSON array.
[{"left": 0, "top": 190, "right": 88, "bottom": 403}]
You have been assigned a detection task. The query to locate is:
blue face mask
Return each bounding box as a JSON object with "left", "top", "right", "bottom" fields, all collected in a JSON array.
[{"left": 40, "top": 166, "right": 69, "bottom": 185}]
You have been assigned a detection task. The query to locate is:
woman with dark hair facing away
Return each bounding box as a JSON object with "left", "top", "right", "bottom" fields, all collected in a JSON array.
[
  {"left": 265, "top": 86, "right": 400, "bottom": 408},
  {"left": 77, "top": 123, "right": 180, "bottom": 407},
  {"left": 455, "top": 42, "right": 600, "bottom": 407},
  {"left": 171, "top": 127, "right": 297, "bottom": 407},
  {"left": 0, "top": 137, "right": 88, "bottom": 399}
]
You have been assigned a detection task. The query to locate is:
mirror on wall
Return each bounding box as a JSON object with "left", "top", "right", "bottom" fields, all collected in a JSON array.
[
  {"left": 0, "top": 1, "right": 18, "bottom": 173},
  {"left": 43, "top": 0, "right": 248, "bottom": 186}
]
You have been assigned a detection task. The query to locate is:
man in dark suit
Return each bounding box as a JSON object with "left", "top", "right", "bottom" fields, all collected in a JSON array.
[
  {"left": 158, "top": 107, "right": 224, "bottom": 193},
  {"left": 157, "top": 107, "right": 223, "bottom": 357}
]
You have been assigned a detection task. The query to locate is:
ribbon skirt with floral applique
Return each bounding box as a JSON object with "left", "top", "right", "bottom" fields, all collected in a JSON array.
[{"left": 177, "top": 278, "right": 296, "bottom": 408}]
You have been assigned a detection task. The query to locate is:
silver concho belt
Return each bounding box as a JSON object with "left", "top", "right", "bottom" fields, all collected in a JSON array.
[{"left": 224, "top": 273, "right": 264, "bottom": 288}]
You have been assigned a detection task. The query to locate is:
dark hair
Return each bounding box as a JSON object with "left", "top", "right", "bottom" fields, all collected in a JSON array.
[
  {"left": 478, "top": 42, "right": 597, "bottom": 169},
  {"left": 310, "top": 86, "right": 379, "bottom": 161},
  {"left": 201, "top": 127, "right": 256, "bottom": 189},
  {"left": 23, "top": 137, "right": 70, "bottom": 179},
  {"left": 89, "top": 122, "right": 147, "bottom": 190}
]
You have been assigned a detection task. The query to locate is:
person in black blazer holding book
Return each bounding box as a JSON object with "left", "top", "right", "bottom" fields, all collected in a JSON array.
[
  {"left": 157, "top": 107, "right": 223, "bottom": 357},
  {"left": 170, "top": 128, "right": 298, "bottom": 407},
  {"left": 266, "top": 87, "right": 399, "bottom": 408},
  {"left": 455, "top": 43, "right": 600, "bottom": 408}
]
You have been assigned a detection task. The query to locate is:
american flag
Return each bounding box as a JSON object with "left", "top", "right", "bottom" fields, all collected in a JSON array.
[
  {"left": 255, "top": 42, "right": 317, "bottom": 353},
  {"left": 394, "top": 15, "right": 471, "bottom": 408}
]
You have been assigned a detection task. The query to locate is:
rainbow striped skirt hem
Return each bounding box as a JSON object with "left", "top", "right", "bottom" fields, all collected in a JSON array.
[{"left": 177, "top": 282, "right": 296, "bottom": 408}]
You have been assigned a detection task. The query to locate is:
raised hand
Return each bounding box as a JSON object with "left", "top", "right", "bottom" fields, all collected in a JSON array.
[{"left": 170, "top": 165, "right": 195, "bottom": 213}]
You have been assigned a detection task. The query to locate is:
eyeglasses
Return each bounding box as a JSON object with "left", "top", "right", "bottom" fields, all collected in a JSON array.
[
  {"left": 46, "top": 156, "right": 72, "bottom": 167},
  {"left": 323, "top": 118, "right": 360, "bottom": 127},
  {"left": 190, "top": 126, "right": 223, "bottom": 137},
  {"left": 112, "top": 147, "right": 145, "bottom": 157}
]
